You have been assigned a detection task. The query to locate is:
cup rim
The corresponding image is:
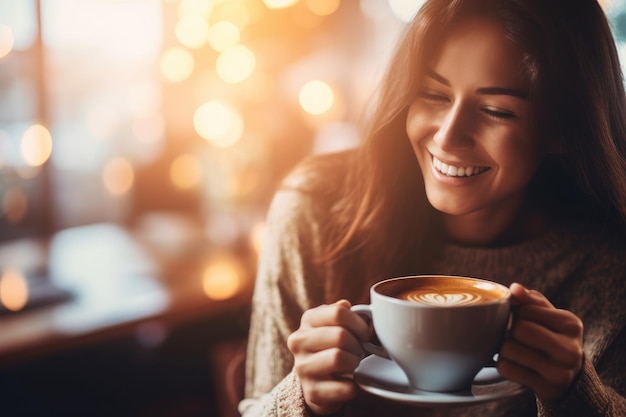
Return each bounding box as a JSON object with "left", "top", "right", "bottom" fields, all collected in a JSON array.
[{"left": 371, "top": 274, "right": 511, "bottom": 308}]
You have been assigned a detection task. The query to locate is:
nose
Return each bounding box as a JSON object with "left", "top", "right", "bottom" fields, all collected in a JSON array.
[{"left": 433, "top": 103, "right": 474, "bottom": 151}]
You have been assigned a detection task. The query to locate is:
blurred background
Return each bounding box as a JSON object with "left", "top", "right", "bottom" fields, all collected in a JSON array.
[{"left": 0, "top": 0, "right": 625, "bottom": 416}]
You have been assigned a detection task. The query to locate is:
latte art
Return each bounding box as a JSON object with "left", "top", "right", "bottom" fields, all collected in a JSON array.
[
  {"left": 390, "top": 278, "right": 507, "bottom": 306},
  {"left": 404, "top": 291, "right": 482, "bottom": 306}
]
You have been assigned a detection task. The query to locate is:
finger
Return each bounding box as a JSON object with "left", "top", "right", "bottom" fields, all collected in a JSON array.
[
  {"left": 512, "top": 319, "right": 582, "bottom": 366},
  {"left": 295, "top": 347, "right": 364, "bottom": 379},
  {"left": 301, "top": 301, "right": 370, "bottom": 341},
  {"left": 500, "top": 338, "right": 549, "bottom": 369},
  {"left": 516, "top": 305, "right": 583, "bottom": 336},
  {"left": 510, "top": 283, "right": 554, "bottom": 308},
  {"left": 288, "top": 326, "right": 366, "bottom": 358},
  {"left": 497, "top": 357, "right": 566, "bottom": 401},
  {"left": 498, "top": 339, "right": 580, "bottom": 393}
]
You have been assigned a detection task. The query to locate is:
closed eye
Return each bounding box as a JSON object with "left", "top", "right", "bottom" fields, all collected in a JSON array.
[
  {"left": 482, "top": 107, "right": 516, "bottom": 120},
  {"left": 417, "top": 91, "right": 450, "bottom": 104}
]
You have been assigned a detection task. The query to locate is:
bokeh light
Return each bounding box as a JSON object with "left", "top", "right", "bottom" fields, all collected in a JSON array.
[
  {"left": 299, "top": 80, "right": 335, "bottom": 115},
  {"left": 193, "top": 100, "right": 244, "bottom": 148},
  {"left": 208, "top": 21, "right": 240, "bottom": 52},
  {"left": 175, "top": 14, "right": 210, "bottom": 49},
  {"left": 103, "top": 157, "right": 135, "bottom": 196},
  {"left": 170, "top": 153, "right": 202, "bottom": 190},
  {"left": 201, "top": 253, "right": 246, "bottom": 300},
  {"left": 2, "top": 188, "right": 28, "bottom": 224},
  {"left": 0, "top": 268, "right": 28, "bottom": 312},
  {"left": 305, "top": 0, "right": 341, "bottom": 16},
  {"left": 161, "top": 47, "right": 195, "bottom": 83},
  {"left": 177, "top": 0, "right": 214, "bottom": 18},
  {"left": 21, "top": 124, "right": 53, "bottom": 167},
  {"left": 212, "top": 1, "right": 252, "bottom": 29},
  {"left": 0, "top": 24, "right": 15, "bottom": 59},
  {"left": 216, "top": 45, "right": 256, "bottom": 84},
  {"left": 262, "top": 0, "right": 299, "bottom": 9}
]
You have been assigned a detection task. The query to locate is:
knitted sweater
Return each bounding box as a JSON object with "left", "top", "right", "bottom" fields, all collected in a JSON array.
[{"left": 239, "top": 157, "right": 626, "bottom": 417}]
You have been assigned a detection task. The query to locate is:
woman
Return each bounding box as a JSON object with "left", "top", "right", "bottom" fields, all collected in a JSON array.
[{"left": 239, "top": 0, "right": 626, "bottom": 416}]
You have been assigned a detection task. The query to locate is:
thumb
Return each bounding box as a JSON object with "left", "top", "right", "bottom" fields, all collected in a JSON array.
[{"left": 510, "top": 282, "right": 554, "bottom": 307}]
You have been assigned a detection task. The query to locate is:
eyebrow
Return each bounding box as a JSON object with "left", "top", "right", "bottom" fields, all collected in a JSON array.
[{"left": 425, "top": 68, "right": 529, "bottom": 99}]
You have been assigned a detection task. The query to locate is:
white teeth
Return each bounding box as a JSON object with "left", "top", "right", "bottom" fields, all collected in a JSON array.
[{"left": 432, "top": 156, "right": 488, "bottom": 177}]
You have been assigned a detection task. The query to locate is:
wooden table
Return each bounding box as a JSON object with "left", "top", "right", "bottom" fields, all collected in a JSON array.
[{"left": 0, "top": 220, "right": 255, "bottom": 368}]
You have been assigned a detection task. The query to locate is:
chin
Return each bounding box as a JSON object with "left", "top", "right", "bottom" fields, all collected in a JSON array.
[{"left": 424, "top": 191, "right": 478, "bottom": 217}]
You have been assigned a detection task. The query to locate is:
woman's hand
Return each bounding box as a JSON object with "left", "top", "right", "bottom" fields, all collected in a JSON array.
[
  {"left": 287, "top": 299, "right": 369, "bottom": 416},
  {"left": 497, "top": 283, "right": 584, "bottom": 402}
]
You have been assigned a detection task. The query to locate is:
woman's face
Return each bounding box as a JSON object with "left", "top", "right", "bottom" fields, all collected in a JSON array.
[{"left": 406, "top": 16, "right": 543, "bottom": 225}]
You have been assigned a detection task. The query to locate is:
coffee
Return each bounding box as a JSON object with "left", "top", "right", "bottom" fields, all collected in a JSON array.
[
  {"left": 351, "top": 275, "right": 511, "bottom": 392},
  {"left": 396, "top": 278, "right": 505, "bottom": 306}
]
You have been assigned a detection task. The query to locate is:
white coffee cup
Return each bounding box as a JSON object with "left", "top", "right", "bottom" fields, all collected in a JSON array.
[{"left": 351, "top": 275, "right": 511, "bottom": 392}]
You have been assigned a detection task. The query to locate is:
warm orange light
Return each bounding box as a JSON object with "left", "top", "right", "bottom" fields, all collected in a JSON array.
[
  {"left": 249, "top": 221, "right": 265, "bottom": 257},
  {"left": 21, "top": 124, "right": 53, "bottom": 167},
  {"left": 16, "top": 165, "right": 42, "bottom": 180},
  {"left": 0, "top": 24, "right": 14, "bottom": 59},
  {"left": 246, "top": 0, "right": 267, "bottom": 25},
  {"left": 263, "top": 0, "right": 299, "bottom": 9},
  {"left": 211, "top": 1, "right": 251, "bottom": 29},
  {"left": 208, "top": 21, "right": 240, "bottom": 52},
  {"left": 193, "top": 100, "right": 244, "bottom": 148},
  {"left": 175, "top": 14, "right": 210, "bottom": 48},
  {"left": 170, "top": 154, "right": 202, "bottom": 190},
  {"left": 86, "top": 106, "right": 121, "bottom": 140},
  {"left": 2, "top": 188, "right": 28, "bottom": 223},
  {"left": 127, "top": 81, "right": 162, "bottom": 118},
  {"left": 0, "top": 268, "right": 29, "bottom": 312},
  {"left": 202, "top": 254, "right": 245, "bottom": 300},
  {"left": 177, "top": 0, "right": 214, "bottom": 18},
  {"left": 216, "top": 45, "right": 256, "bottom": 83},
  {"left": 240, "top": 70, "right": 276, "bottom": 104},
  {"left": 132, "top": 113, "right": 165, "bottom": 144},
  {"left": 103, "top": 157, "right": 135, "bottom": 196},
  {"left": 388, "top": 0, "right": 424, "bottom": 22},
  {"left": 299, "top": 80, "right": 335, "bottom": 115},
  {"left": 292, "top": 7, "right": 323, "bottom": 29},
  {"left": 161, "top": 47, "right": 195, "bottom": 83},
  {"left": 305, "top": 0, "right": 341, "bottom": 16}
]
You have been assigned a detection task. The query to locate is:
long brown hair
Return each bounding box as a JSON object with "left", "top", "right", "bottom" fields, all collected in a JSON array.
[{"left": 296, "top": 0, "right": 626, "bottom": 301}]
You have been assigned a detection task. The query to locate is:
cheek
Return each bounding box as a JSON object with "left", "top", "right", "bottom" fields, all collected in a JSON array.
[
  {"left": 406, "top": 103, "right": 431, "bottom": 143},
  {"left": 491, "top": 134, "right": 543, "bottom": 182}
]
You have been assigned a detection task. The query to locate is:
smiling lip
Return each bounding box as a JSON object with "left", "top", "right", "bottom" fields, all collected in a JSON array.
[{"left": 432, "top": 155, "right": 490, "bottom": 177}]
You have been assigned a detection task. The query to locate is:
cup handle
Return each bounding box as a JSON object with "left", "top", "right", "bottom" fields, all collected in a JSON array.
[
  {"left": 484, "top": 307, "right": 515, "bottom": 368},
  {"left": 350, "top": 304, "right": 391, "bottom": 360}
]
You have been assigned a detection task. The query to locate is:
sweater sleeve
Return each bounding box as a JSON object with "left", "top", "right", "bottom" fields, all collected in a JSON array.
[
  {"left": 537, "top": 354, "right": 626, "bottom": 417},
  {"left": 536, "top": 282, "right": 626, "bottom": 417},
  {"left": 239, "top": 186, "right": 329, "bottom": 417}
]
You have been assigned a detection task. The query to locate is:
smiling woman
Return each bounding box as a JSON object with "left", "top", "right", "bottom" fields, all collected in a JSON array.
[
  {"left": 406, "top": 16, "right": 541, "bottom": 245},
  {"left": 240, "top": 1, "right": 626, "bottom": 417}
]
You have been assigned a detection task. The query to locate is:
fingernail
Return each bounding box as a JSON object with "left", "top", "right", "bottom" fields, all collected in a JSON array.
[{"left": 512, "top": 282, "right": 529, "bottom": 294}]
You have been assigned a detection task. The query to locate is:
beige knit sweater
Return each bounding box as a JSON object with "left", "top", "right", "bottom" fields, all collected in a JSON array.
[{"left": 239, "top": 161, "right": 626, "bottom": 417}]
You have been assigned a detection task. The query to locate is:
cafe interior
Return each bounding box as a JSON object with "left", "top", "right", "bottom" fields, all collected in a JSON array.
[{"left": 0, "top": 0, "right": 624, "bottom": 416}]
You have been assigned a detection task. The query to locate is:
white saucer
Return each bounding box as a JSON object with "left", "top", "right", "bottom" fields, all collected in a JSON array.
[{"left": 354, "top": 355, "right": 526, "bottom": 407}]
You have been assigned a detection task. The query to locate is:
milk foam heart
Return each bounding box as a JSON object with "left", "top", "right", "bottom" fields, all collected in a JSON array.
[{"left": 407, "top": 292, "right": 481, "bottom": 306}]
